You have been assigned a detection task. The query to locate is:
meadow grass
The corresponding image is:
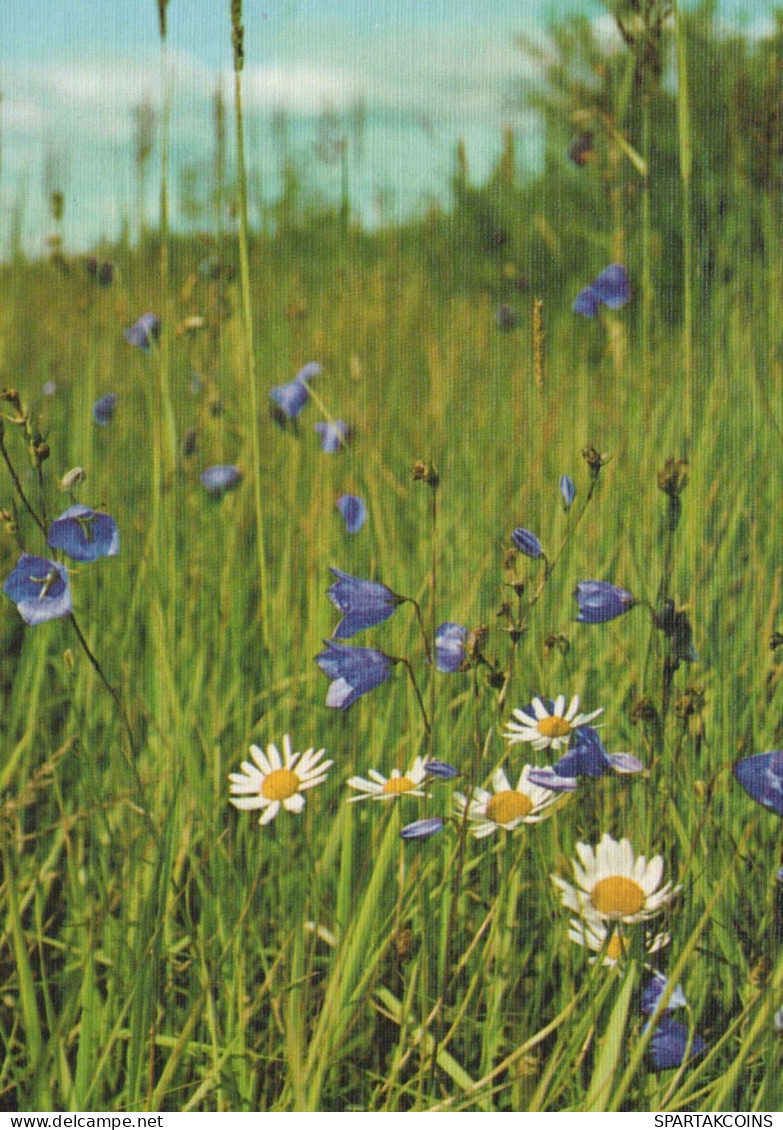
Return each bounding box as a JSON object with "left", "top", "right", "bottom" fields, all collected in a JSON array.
[{"left": 2, "top": 4, "right": 783, "bottom": 1114}]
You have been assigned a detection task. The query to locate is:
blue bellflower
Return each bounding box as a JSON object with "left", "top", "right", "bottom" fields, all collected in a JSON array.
[
  {"left": 47, "top": 505, "right": 119, "bottom": 562},
  {"left": 734, "top": 751, "right": 783, "bottom": 816},
  {"left": 3, "top": 554, "right": 73, "bottom": 624},
  {"left": 336, "top": 494, "right": 366, "bottom": 533},
  {"left": 641, "top": 973, "right": 688, "bottom": 1018},
  {"left": 327, "top": 568, "right": 401, "bottom": 639},
  {"left": 435, "top": 622, "right": 467, "bottom": 673},
  {"left": 648, "top": 1017, "right": 707, "bottom": 1071},
  {"left": 315, "top": 420, "right": 351, "bottom": 453},
  {"left": 575, "top": 581, "right": 635, "bottom": 623},
  {"left": 201, "top": 465, "right": 242, "bottom": 498},
  {"left": 511, "top": 528, "right": 544, "bottom": 559},
  {"left": 93, "top": 393, "right": 118, "bottom": 426},
  {"left": 316, "top": 639, "right": 394, "bottom": 709},
  {"left": 574, "top": 265, "right": 631, "bottom": 317},
  {"left": 528, "top": 725, "right": 644, "bottom": 791},
  {"left": 125, "top": 313, "right": 161, "bottom": 350},
  {"left": 560, "top": 474, "right": 576, "bottom": 511}
]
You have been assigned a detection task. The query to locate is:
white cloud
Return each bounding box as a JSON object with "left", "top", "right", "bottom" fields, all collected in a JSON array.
[{"left": 238, "top": 62, "right": 364, "bottom": 113}]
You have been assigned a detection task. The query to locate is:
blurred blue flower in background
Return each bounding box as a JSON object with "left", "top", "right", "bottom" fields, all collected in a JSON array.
[
  {"left": 575, "top": 581, "right": 635, "bottom": 623},
  {"left": 124, "top": 312, "right": 161, "bottom": 350},
  {"left": 201, "top": 465, "right": 242, "bottom": 498},
  {"left": 270, "top": 378, "right": 309, "bottom": 421},
  {"left": 327, "top": 568, "right": 401, "bottom": 638},
  {"left": 269, "top": 362, "right": 321, "bottom": 423},
  {"left": 48, "top": 505, "right": 119, "bottom": 562},
  {"left": 734, "top": 751, "right": 783, "bottom": 816},
  {"left": 574, "top": 265, "right": 631, "bottom": 317},
  {"left": 315, "top": 420, "right": 351, "bottom": 453},
  {"left": 93, "top": 393, "right": 118, "bottom": 426},
  {"left": 495, "top": 305, "right": 520, "bottom": 331},
  {"left": 336, "top": 494, "right": 366, "bottom": 533},
  {"left": 434, "top": 621, "right": 467, "bottom": 673},
  {"left": 3, "top": 555, "right": 73, "bottom": 624},
  {"left": 316, "top": 639, "right": 394, "bottom": 709}
]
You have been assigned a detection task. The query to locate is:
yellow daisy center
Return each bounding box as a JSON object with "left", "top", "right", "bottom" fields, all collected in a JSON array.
[
  {"left": 605, "top": 932, "right": 629, "bottom": 961},
  {"left": 382, "top": 776, "right": 415, "bottom": 795},
  {"left": 486, "top": 790, "right": 533, "bottom": 824},
  {"left": 537, "top": 715, "right": 572, "bottom": 738},
  {"left": 591, "top": 876, "right": 646, "bottom": 918},
  {"left": 262, "top": 768, "right": 300, "bottom": 801}
]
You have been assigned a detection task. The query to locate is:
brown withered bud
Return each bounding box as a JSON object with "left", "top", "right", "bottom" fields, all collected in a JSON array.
[
  {"left": 412, "top": 460, "right": 439, "bottom": 488},
  {"left": 395, "top": 923, "right": 414, "bottom": 963},
  {"left": 582, "top": 445, "right": 609, "bottom": 480},
  {"left": 770, "top": 631, "right": 783, "bottom": 651},
  {"left": 630, "top": 696, "right": 659, "bottom": 726},
  {"left": 1, "top": 388, "right": 22, "bottom": 413},
  {"left": 466, "top": 626, "right": 489, "bottom": 661},
  {"left": 34, "top": 441, "right": 50, "bottom": 463},
  {"left": 497, "top": 600, "right": 514, "bottom": 627},
  {"left": 657, "top": 457, "right": 689, "bottom": 498},
  {"left": 749, "top": 955, "right": 771, "bottom": 989},
  {"left": 182, "top": 428, "right": 198, "bottom": 457},
  {"left": 654, "top": 599, "right": 698, "bottom": 663},
  {"left": 544, "top": 634, "right": 570, "bottom": 658}
]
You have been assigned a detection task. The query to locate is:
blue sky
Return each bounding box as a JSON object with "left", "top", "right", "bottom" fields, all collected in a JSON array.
[{"left": 0, "top": 0, "right": 774, "bottom": 252}]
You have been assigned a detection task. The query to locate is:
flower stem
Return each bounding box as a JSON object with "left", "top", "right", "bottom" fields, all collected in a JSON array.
[
  {"left": 68, "top": 612, "right": 156, "bottom": 840},
  {"left": 396, "top": 656, "right": 431, "bottom": 736},
  {"left": 0, "top": 430, "right": 47, "bottom": 539}
]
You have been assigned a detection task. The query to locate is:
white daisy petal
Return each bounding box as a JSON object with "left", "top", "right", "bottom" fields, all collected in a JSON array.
[
  {"left": 492, "top": 767, "right": 512, "bottom": 793},
  {"left": 259, "top": 801, "right": 281, "bottom": 824},
  {"left": 248, "top": 745, "right": 273, "bottom": 775},
  {"left": 229, "top": 795, "right": 267, "bottom": 810}
]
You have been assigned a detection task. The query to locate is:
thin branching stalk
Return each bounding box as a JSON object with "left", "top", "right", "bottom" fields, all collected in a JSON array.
[
  {"left": 673, "top": 0, "right": 694, "bottom": 451},
  {"left": 231, "top": 0, "right": 270, "bottom": 650}
]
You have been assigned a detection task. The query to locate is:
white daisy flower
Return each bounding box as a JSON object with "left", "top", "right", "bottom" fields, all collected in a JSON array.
[
  {"left": 228, "top": 735, "right": 333, "bottom": 825},
  {"left": 504, "top": 694, "right": 603, "bottom": 751},
  {"left": 552, "top": 833, "right": 681, "bottom": 924},
  {"left": 453, "top": 765, "right": 559, "bottom": 838},
  {"left": 567, "top": 913, "right": 670, "bottom": 966},
  {"left": 346, "top": 757, "right": 430, "bottom": 802}
]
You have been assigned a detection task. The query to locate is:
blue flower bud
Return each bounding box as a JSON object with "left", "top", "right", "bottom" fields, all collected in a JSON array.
[
  {"left": 400, "top": 817, "right": 444, "bottom": 841},
  {"left": 511, "top": 528, "right": 544, "bottom": 559},
  {"left": 575, "top": 581, "right": 635, "bottom": 623},
  {"left": 559, "top": 474, "right": 576, "bottom": 511}
]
